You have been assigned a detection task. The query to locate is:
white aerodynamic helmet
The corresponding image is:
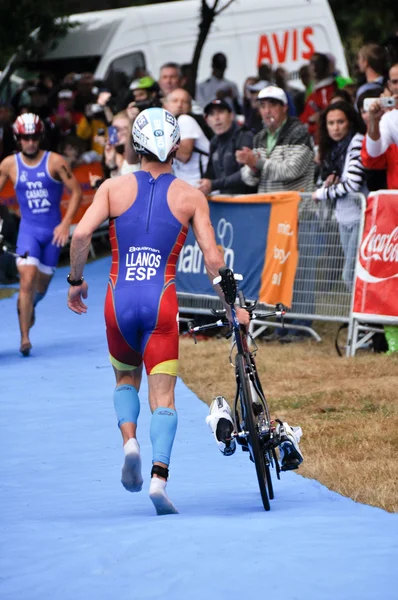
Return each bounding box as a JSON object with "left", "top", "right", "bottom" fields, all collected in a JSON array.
[{"left": 132, "top": 107, "right": 180, "bottom": 162}]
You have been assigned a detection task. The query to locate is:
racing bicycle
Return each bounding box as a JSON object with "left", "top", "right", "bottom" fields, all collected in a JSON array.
[{"left": 188, "top": 267, "right": 288, "bottom": 511}]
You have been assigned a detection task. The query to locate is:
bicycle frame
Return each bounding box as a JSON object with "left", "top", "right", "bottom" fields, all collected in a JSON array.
[{"left": 188, "top": 267, "right": 286, "bottom": 510}]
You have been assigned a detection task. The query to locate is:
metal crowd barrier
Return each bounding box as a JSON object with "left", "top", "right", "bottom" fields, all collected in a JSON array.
[{"left": 177, "top": 192, "right": 367, "bottom": 342}]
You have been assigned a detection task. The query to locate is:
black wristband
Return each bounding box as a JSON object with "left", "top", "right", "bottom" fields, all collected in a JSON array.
[
  {"left": 94, "top": 178, "right": 105, "bottom": 189},
  {"left": 67, "top": 273, "right": 84, "bottom": 286}
]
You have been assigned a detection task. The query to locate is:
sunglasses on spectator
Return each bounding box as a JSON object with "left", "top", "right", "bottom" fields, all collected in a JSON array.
[{"left": 19, "top": 134, "right": 40, "bottom": 141}]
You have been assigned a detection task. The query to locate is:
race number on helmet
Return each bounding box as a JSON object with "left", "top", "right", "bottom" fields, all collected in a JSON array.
[
  {"left": 132, "top": 107, "right": 180, "bottom": 162},
  {"left": 13, "top": 113, "right": 44, "bottom": 137}
]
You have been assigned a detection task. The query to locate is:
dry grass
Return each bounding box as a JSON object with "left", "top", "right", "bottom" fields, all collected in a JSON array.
[
  {"left": 0, "top": 287, "right": 18, "bottom": 300},
  {"left": 179, "top": 323, "right": 398, "bottom": 513}
]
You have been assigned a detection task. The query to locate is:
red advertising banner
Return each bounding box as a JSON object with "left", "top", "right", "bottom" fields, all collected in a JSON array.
[{"left": 353, "top": 191, "right": 398, "bottom": 319}]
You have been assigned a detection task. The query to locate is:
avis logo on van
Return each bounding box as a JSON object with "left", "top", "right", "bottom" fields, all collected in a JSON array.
[{"left": 257, "top": 27, "right": 315, "bottom": 66}]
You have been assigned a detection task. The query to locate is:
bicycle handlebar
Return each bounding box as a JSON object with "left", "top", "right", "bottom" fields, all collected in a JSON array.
[
  {"left": 189, "top": 267, "right": 286, "bottom": 344},
  {"left": 213, "top": 267, "right": 242, "bottom": 306}
]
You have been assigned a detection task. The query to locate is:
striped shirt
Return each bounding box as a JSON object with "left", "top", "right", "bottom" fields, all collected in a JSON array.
[
  {"left": 241, "top": 117, "right": 315, "bottom": 193},
  {"left": 315, "top": 133, "right": 368, "bottom": 224}
]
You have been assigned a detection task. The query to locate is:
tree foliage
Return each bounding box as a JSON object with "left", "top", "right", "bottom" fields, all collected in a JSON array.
[
  {"left": 0, "top": 0, "right": 172, "bottom": 68},
  {"left": 0, "top": 0, "right": 75, "bottom": 67},
  {"left": 329, "top": 0, "right": 397, "bottom": 59}
]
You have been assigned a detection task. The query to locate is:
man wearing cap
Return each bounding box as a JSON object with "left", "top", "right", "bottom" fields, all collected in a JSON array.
[
  {"left": 129, "top": 77, "right": 161, "bottom": 110},
  {"left": 196, "top": 53, "right": 241, "bottom": 113},
  {"left": 245, "top": 80, "right": 272, "bottom": 134},
  {"left": 198, "top": 99, "right": 254, "bottom": 196},
  {"left": 236, "top": 85, "right": 314, "bottom": 193}
]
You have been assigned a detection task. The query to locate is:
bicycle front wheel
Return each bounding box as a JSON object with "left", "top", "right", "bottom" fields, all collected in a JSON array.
[{"left": 237, "top": 354, "right": 270, "bottom": 511}]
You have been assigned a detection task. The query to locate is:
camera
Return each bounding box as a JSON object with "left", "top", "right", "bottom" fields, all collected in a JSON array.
[
  {"left": 107, "top": 126, "right": 119, "bottom": 146},
  {"left": 90, "top": 103, "right": 104, "bottom": 115},
  {"left": 363, "top": 96, "right": 396, "bottom": 111}
]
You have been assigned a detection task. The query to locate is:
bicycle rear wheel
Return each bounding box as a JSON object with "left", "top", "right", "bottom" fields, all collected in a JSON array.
[
  {"left": 237, "top": 354, "right": 270, "bottom": 511},
  {"left": 249, "top": 370, "right": 275, "bottom": 500}
]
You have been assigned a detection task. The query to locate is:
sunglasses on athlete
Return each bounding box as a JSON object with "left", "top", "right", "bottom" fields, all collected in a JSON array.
[{"left": 18, "top": 134, "right": 40, "bottom": 141}]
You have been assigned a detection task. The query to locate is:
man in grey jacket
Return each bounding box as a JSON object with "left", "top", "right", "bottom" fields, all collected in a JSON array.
[
  {"left": 198, "top": 100, "right": 255, "bottom": 196},
  {"left": 236, "top": 86, "right": 314, "bottom": 192}
]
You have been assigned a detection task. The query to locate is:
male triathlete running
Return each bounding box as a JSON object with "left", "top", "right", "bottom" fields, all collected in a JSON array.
[
  {"left": 0, "top": 113, "right": 82, "bottom": 355},
  {"left": 67, "top": 107, "right": 249, "bottom": 515}
]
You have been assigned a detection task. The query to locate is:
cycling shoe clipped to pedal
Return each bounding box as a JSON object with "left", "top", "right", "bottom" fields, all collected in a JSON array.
[
  {"left": 276, "top": 422, "right": 304, "bottom": 471},
  {"left": 206, "top": 396, "right": 236, "bottom": 456}
]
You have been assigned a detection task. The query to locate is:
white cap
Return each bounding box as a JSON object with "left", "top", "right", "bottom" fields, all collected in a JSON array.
[
  {"left": 247, "top": 79, "right": 270, "bottom": 92},
  {"left": 257, "top": 86, "right": 288, "bottom": 105}
]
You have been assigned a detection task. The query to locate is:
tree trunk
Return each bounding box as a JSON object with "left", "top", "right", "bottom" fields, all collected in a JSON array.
[
  {"left": 187, "top": 1, "right": 215, "bottom": 98},
  {"left": 187, "top": 0, "right": 235, "bottom": 99}
]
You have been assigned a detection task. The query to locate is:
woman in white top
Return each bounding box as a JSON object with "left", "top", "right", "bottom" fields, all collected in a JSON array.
[{"left": 313, "top": 101, "right": 367, "bottom": 289}]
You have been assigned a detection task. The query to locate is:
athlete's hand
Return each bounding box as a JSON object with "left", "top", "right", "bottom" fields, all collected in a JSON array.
[
  {"left": 53, "top": 223, "right": 70, "bottom": 247},
  {"left": 197, "top": 178, "right": 212, "bottom": 195},
  {"left": 235, "top": 147, "right": 258, "bottom": 169},
  {"left": 236, "top": 306, "right": 250, "bottom": 329},
  {"left": 67, "top": 281, "right": 89, "bottom": 314}
]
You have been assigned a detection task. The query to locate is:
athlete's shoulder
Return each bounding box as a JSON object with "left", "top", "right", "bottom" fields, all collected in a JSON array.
[
  {"left": 170, "top": 177, "right": 207, "bottom": 203},
  {"left": 107, "top": 171, "right": 138, "bottom": 194},
  {"left": 48, "top": 152, "right": 78, "bottom": 181},
  {"left": 0, "top": 153, "right": 16, "bottom": 174},
  {"left": 47, "top": 151, "right": 67, "bottom": 167}
]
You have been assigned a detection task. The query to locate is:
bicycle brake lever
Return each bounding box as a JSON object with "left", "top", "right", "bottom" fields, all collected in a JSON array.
[
  {"left": 187, "top": 321, "right": 198, "bottom": 344},
  {"left": 275, "top": 303, "right": 286, "bottom": 327}
]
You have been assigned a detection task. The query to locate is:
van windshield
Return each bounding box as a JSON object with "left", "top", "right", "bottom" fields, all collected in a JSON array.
[{"left": 19, "top": 56, "right": 101, "bottom": 82}]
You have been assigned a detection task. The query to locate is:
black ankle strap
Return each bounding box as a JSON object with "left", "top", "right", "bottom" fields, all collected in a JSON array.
[{"left": 151, "top": 465, "right": 169, "bottom": 480}]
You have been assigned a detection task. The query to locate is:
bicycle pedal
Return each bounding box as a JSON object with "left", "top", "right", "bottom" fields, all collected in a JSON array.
[
  {"left": 252, "top": 402, "right": 264, "bottom": 416},
  {"left": 281, "top": 460, "right": 300, "bottom": 472}
]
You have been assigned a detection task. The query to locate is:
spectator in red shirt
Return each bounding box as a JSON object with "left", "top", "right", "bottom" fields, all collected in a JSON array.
[
  {"left": 50, "top": 89, "right": 84, "bottom": 137},
  {"left": 360, "top": 62, "right": 398, "bottom": 189},
  {"left": 300, "top": 53, "right": 337, "bottom": 142}
]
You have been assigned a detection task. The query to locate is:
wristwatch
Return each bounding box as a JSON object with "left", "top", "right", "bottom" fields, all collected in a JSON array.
[{"left": 67, "top": 273, "right": 84, "bottom": 286}]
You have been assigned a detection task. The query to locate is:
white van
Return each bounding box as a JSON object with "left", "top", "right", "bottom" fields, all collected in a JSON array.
[{"left": 11, "top": 0, "right": 348, "bottom": 92}]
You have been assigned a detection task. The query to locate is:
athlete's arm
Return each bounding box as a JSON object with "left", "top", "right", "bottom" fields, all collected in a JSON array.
[
  {"left": 0, "top": 157, "right": 12, "bottom": 194},
  {"left": 51, "top": 155, "right": 83, "bottom": 246},
  {"left": 67, "top": 179, "right": 111, "bottom": 315},
  {"left": 70, "top": 179, "right": 111, "bottom": 280},
  {"left": 191, "top": 189, "right": 249, "bottom": 327}
]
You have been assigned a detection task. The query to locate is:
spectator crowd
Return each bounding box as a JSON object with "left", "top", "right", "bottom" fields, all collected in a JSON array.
[{"left": 1, "top": 34, "right": 397, "bottom": 351}]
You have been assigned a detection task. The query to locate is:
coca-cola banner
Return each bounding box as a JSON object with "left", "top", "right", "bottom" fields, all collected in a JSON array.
[{"left": 353, "top": 191, "right": 398, "bottom": 319}]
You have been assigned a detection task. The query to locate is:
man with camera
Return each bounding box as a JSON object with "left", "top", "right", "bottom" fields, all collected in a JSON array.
[
  {"left": 365, "top": 62, "right": 398, "bottom": 156},
  {"left": 361, "top": 63, "right": 398, "bottom": 188},
  {"left": 362, "top": 63, "right": 398, "bottom": 356}
]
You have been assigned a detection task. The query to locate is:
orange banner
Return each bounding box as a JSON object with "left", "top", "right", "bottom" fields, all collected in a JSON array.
[
  {"left": 0, "top": 161, "right": 104, "bottom": 226},
  {"left": 259, "top": 193, "right": 300, "bottom": 307},
  {"left": 195, "top": 192, "right": 300, "bottom": 308}
]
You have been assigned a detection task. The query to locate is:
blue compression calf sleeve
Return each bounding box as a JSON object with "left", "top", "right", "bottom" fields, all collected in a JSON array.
[
  {"left": 113, "top": 385, "right": 140, "bottom": 427},
  {"left": 150, "top": 408, "right": 178, "bottom": 465},
  {"left": 33, "top": 292, "right": 46, "bottom": 307}
]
